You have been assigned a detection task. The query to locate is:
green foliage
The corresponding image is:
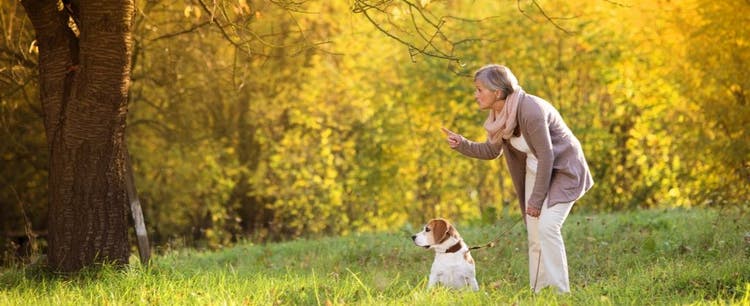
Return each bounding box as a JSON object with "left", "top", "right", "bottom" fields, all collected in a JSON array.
[{"left": 1, "top": 208, "right": 749, "bottom": 304}]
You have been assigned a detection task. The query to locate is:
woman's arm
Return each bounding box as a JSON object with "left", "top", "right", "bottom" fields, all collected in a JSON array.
[
  {"left": 442, "top": 127, "right": 502, "bottom": 160},
  {"left": 456, "top": 139, "right": 503, "bottom": 160}
]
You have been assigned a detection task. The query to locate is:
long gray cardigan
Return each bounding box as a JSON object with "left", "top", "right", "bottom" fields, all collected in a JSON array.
[{"left": 454, "top": 92, "right": 594, "bottom": 212}]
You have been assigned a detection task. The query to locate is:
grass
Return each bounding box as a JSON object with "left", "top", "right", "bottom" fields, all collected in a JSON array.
[{"left": 1, "top": 207, "right": 749, "bottom": 305}]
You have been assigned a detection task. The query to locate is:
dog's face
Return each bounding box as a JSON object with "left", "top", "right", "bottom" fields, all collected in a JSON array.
[{"left": 411, "top": 218, "right": 460, "bottom": 249}]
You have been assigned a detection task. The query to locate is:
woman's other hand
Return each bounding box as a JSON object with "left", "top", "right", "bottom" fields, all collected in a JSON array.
[{"left": 526, "top": 207, "right": 541, "bottom": 217}]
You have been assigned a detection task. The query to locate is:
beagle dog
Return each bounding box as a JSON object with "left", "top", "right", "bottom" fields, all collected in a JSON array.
[{"left": 411, "top": 218, "right": 479, "bottom": 291}]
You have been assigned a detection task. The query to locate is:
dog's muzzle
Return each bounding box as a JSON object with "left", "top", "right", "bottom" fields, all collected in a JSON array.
[{"left": 412, "top": 235, "right": 430, "bottom": 249}]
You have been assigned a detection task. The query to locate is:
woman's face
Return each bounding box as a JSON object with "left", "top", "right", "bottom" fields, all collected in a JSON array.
[{"left": 474, "top": 80, "right": 501, "bottom": 110}]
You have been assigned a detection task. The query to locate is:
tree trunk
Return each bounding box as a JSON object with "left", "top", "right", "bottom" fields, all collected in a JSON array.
[{"left": 21, "top": 0, "right": 135, "bottom": 272}]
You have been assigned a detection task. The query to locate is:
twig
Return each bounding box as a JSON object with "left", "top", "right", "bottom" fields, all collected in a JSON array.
[{"left": 149, "top": 21, "right": 211, "bottom": 41}]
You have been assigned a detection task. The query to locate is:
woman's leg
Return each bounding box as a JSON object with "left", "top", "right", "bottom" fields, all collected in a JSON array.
[
  {"left": 526, "top": 213, "right": 543, "bottom": 291},
  {"left": 524, "top": 167, "right": 574, "bottom": 293},
  {"left": 538, "top": 200, "right": 574, "bottom": 293},
  {"left": 524, "top": 170, "right": 545, "bottom": 291}
]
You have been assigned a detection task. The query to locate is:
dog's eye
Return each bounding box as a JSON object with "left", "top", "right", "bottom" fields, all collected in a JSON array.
[{"left": 425, "top": 227, "right": 430, "bottom": 232}]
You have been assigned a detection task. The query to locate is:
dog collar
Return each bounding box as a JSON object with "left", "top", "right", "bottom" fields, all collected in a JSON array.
[{"left": 445, "top": 241, "right": 463, "bottom": 253}]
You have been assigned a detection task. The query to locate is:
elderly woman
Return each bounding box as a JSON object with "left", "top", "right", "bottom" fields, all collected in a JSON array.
[{"left": 441, "top": 64, "right": 594, "bottom": 293}]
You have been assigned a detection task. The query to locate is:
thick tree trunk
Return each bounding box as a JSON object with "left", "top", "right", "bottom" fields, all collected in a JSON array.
[{"left": 22, "top": 0, "right": 135, "bottom": 272}]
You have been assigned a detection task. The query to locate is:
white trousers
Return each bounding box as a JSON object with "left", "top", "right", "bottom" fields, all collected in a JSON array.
[{"left": 524, "top": 170, "right": 573, "bottom": 293}]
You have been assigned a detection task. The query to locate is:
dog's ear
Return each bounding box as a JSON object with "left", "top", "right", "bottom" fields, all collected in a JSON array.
[
  {"left": 431, "top": 219, "right": 451, "bottom": 243},
  {"left": 447, "top": 222, "right": 459, "bottom": 239}
]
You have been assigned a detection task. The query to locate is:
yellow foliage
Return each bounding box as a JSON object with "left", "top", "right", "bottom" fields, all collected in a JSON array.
[{"left": 3, "top": 0, "right": 738, "bottom": 247}]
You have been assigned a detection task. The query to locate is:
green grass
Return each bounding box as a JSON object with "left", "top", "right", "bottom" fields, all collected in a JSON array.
[{"left": 1, "top": 207, "right": 749, "bottom": 305}]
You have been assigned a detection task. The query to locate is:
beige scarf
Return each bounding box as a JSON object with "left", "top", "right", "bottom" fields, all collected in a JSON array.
[{"left": 484, "top": 86, "right": 524, "bottom": 144}]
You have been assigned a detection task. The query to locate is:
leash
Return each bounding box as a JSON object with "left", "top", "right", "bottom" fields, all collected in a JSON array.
[
  {"left": 533, "top": 250, "right": 542, "bottom": 292},
  {"left": 469, "top": 219, "right": 524, "bottom": 250}
]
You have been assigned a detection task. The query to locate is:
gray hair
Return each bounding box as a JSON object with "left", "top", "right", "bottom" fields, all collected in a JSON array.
[{"left": 473, "top": 64, "right": 519, "bottom": 100}]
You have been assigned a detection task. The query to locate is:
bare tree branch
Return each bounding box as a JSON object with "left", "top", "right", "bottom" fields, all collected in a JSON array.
[
  {"left": 518, "top": 0, "right": 576, "bottom": 34},
  {"left": 352, "top": 0, "right": 460, "bottom": 62},
  {"left": 351, "top": 0, "right": 584, "bottom": 64},
  {"left": 149, "top": 21, "right": 211, "bottom": 41},
  {"left": 196, "top": 0, "right": 247, "bottom": 49},
  {"left": 404, "top": 2, "right": 455, "bottom": 60},
  {"left": 601, "top": 0, "right": 631, "bottom": 8},
  {"left": 190, "top": 0, "right": 335, "bottom": 58}
]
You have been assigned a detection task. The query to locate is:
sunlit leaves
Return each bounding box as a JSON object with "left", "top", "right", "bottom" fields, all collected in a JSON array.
[
  {"left": 183, "top": 5, "right": 202, "bottom": 19},
  {"left": 2, "top": 0, "right": 749, "bottom": 249}
]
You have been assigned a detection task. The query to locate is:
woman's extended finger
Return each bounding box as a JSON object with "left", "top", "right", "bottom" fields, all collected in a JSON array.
[{"left": 440, "top": 127, "right": 456, "bottom": 136}]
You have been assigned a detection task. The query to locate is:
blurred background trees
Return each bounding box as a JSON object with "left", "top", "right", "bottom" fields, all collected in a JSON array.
[{"left": 1, "top": 0, "right": 748, "bottom": 261}]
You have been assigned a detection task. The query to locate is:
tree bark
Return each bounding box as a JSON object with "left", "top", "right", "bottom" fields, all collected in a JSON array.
[{"left": 21, "top": 0, "right": 135, "bottom": 272}]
